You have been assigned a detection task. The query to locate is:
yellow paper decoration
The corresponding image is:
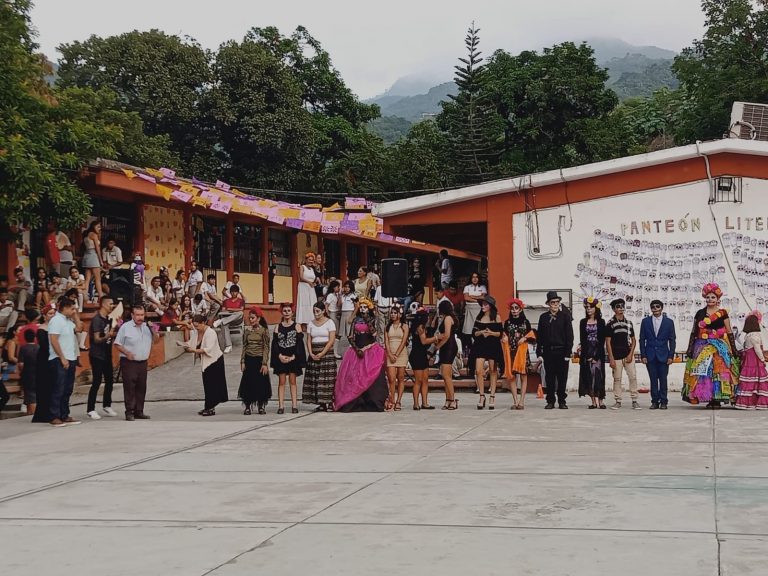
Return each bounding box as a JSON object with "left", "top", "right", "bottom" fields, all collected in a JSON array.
[
  {"left": 302, "top": 221, "right": 321, "bottom": 233},
  {"left": 323, "top": 212, "right": 344, "bottom": 222},
  {"left": 278, "top": 208, "right": 301, "bottom": 219},
  {"left": 155, "top": 184, "right": 173, "bottom": 201},
  {"left": 122, "top": 169, "right": 136, "bottom": 179},
  {"left": 362, "top": 229, "right": 378, "bottom": 238},
  {"left": 322, "top": 203, "right": 342, "bottom": 212}
]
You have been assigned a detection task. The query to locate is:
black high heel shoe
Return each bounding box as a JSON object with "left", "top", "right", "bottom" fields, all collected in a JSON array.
[
  {"left": 477, "top": 394, "right": 486, "bottom": 410},
  {"left": 243, "top": 406, "right": 252, "bottom": 415},
  {"left": 277, "top": 407, "right": 285, "bottom": 415},
  {"left": 291, "top": 406, "right": 299, "bottom": 414},
  {"left": 488, "top": 395, "right": 496, "bottom": 410}
]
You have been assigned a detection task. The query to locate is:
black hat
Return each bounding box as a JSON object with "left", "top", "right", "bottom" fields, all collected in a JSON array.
[
  {"left": 478, "top": 294, "right": 497, "bottom": 307},
  {"left": 610, "top": 298, "right": 626, "bottom": 309},
  {"left": 546, "top": 291, "right": 562, "bottom": 303}
]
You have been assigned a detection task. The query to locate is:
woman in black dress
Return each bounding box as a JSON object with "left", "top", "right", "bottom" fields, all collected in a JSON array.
[
  {"left": 408, "top": 307, "right": 437, "bottom": 410},
  {"left": 270, "top": 303, "right": 305, "bottom": 414},
  {"left": 32, "top": 304, "right": 57, "bottom": 423},
  {"left": 577, "top": 297, "right": 607, "bottom": 409},
  {"left": 435, "top": 300, "right": 459, "bottom": 410},
  {"left": 472, "top": 295, "right": 504, "bottom": 410},
  {"left": 239, "top": 307, "right": 271, "bottom": 415}
]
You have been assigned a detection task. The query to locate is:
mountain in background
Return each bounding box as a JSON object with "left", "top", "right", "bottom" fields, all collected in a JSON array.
[{"left": 367, "top": 37, "right": 680, "bottom": 143}]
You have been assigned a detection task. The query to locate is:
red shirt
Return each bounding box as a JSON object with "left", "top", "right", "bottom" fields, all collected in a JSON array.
[
  {"left": 18, "top": 323, "right": 39, "bottom": 346},
  {"left": 222, "top": 297, "right": 244, "bottom": 311},
  {"left": 45, "top": 232, "right": 60, "bottom": 267}
]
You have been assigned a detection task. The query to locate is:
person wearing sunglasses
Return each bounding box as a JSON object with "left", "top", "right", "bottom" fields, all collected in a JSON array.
[
  {"left": 606, "top": 298, "right": 640, "bottom": 410},
  {"left": 639, "top": 300, "right": 676, "bottom": 410}
]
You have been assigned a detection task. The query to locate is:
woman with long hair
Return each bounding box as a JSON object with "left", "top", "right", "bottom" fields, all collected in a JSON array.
[
  {"left": 462, "top": 272, "right": 487, "bottom": 378},
  {"left": 172, "top": 270, "right": 187, "bottom": 301},
  {"left": 503, "top": 298, "right": 533, "bottom": 410},
  {"left": 304, "top": 301, "right": 337, "bottom": 411},
  {"left": 577, "top": 297, "right": 607, "bottom": 409},
  {"left": 734, "top": 311, "right": 768, "bottom": 410},
  {"left": 81, "top": 221, "right": 106, "bottom": 300},
  {"left": 682, "top": 283, "right": 740, "bottom": 407},
  {"left": 181, "top": 314, "right": 229, "bottom": 416},
  {"left": 296, "top": 252, "right": 317, "bottom": 329},
  {"left": 384, "top": 303, "right": 410, "bottom": 411},
  {"left": 408, "top": 307, "right": 437, "bottom": 410},
  {"left": 239, "top": 307, "right": 271, "bottom": 415},
  {"left": 334, "top": 298, "right": 388, "bottom": 411},
  {"left": 33, "top": 266, "right": 51, "bottom": 308},
  {"left": 472, "top": 295, "right": 503, "bottom": 409},
  {"left": 32, "top": 304, "right": 57, "bottom": 422},
  {"left": 161, "top": 279, "right": 174, "bottom": 308},
  {"left": 435, "top": 300, "right": 459, "bottom": 410},
  {"left": 270, "top": 303, "right": 305, "bottom": 414}
]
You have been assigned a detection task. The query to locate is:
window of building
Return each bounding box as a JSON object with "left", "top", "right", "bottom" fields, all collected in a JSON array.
[
  {"left": 324, "top": 239, "right": 341, "bottom": 279},
  {"left": 91, "top": 198, "right": 136, "bottom": 260},
  {"left": 233, "top": 223, "right": 262, "bottom": 273},
  {"left": 268, "top": 228, "right": 291, "bottom": 277},
  {"left": 193, "top": 216, "right": 226, "bottom": 270},
  {"left": 709, "top": 176, "right": 743, "bottom": 204},
  {"left": 367, "top": 246, "right": 381, "bottom": 272},
  {"left": 346, "top": 243, "right": 361, "bottom": 278}
]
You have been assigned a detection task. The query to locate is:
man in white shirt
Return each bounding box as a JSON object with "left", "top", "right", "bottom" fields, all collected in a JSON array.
[
  {"left": 48, "top": 297, "right": 82, "bottom": 427},
  {"left": 0, "top": 287, "right": 18, "bottom": 333},
  {"left": 56, "top": 230, "right": 74, "bottom": 278},
  {"left": 373, "top": 284, "right": 393, "bottom": 345},
  {"left": 222, "top": 273, "right": 244, "bottom": 300},
  {"left": 145, "top": 276, "right": 165, "bottom": 313},
  {"left": 439, "top": 249, "right": 453, "bottom": 289},
  {"left": 191, "top": 294, "right": 209, "bottom": 317},
  {"left": 186, "top": 261, "right": 204, "bottom": 297},
  {"left": 102, "top": 237, "right": 123, "bottom": 269},
  {"left": 200, "top": 274, "right": 222, "bottom": 321}
]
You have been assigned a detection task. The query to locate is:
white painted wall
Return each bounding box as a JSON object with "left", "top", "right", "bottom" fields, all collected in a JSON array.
[{"left": 513, "top": 177, "right": 768, "bottom": 393}]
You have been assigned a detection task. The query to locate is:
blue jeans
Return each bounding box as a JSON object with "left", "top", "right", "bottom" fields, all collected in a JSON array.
[
  {"left": 49, "top": 358, "right": 77, "bottom": 421},
  {"left": 646, "top": 359, "right": 669, "bottom": 405}
]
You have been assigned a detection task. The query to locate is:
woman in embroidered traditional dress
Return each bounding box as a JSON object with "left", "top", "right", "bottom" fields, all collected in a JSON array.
[
  {"left": 734, "top": 311, "right": 768, "bottom": 410},
  {"left": 682, "top": 283, "right": 740, "bottom": 407}
]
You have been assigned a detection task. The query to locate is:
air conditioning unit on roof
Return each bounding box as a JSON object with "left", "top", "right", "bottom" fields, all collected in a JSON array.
[{"left": 729, "top": 102, "right": 768, "bottom": 141}]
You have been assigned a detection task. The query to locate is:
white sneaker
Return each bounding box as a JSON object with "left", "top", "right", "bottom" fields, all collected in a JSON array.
[
  {"left": 224, "top": 345, "right": 232, "bottom": 354},
  {"left": 103, "top": 407, "right": 118, "bottom": 417},
  {"left": 87, "top": 410, "right": 102, "bottom": 420},
  {"left": 20, "top": 403, "right": 26, "bottom": 413},
  {"left": 213, "top": 319, "right": 223, "bottom": 328}
]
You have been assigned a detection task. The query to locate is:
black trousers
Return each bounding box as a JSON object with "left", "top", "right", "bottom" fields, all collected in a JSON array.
[
  {"left": 87, "top": 355, "right": 114, "bottom": 412},
  {"left": 121, "top": 358, "right": 148, "bottom": 416},
  {"left": 0, "top": 380, "right": 9, "bottom": 411},
  {"left": 543, "top": 349, "right": 570, "bottom": 405}
]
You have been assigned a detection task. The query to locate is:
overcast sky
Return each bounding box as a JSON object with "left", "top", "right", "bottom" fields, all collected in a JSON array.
[{"left": 30, "top": 0, "right": 706, "bottom": 99}]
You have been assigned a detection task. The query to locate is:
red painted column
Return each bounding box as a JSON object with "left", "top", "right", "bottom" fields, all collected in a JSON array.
[
  {"left": 225, "top": 217, "right": 234, "bottom": 277},
  {"left": 135, "top": 202, "right": 146, "bottom": 258},
  {"left": 262, "top": 224, "right": 270, "bottom": 304}
]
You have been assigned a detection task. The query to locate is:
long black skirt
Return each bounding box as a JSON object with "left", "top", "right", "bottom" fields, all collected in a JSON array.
[
  {"left": 32, "top": 338, "right": 53, "bottom": 423},
  {"left": 337, "top": 368, "right": 388, "bottom": 412},
  {"left": 239, "top": 355, "right": 272, "bottom": 405},
  {"left": 203, "top": 356, "right": 229, "bottom": 410},
  {"left": 578, "top": 358, "right": 606, "bottom": 399}
]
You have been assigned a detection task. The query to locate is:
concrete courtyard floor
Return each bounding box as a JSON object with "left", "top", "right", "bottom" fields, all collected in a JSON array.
[{"left": 1, "top": 351, "right": 767, "bottom": 575}]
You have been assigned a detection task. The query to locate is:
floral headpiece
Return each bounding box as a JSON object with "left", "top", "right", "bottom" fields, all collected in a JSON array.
[
  {"left": 583, "top": 296, "right": 601, "bottom": 309},
  {"left": 747, "top": 309, "right": 763, "bottom": 323},
  {"left": 304, "top": 251, "right": 316, "bottom": 260},
  {"left": 248, "top": 306, "right": 263, "bottom": 317},
  {"left": 508, "top": 298, "right": 524, "bottom": 309},
  {"left": 390, "top": 302, "right": 404, "bottom": 314},
  {"left": 701, "top": 283, "right": 723, "bottom": 298},
  {"left": 358, "top": 297, "right": 374, "bottom": 310}
]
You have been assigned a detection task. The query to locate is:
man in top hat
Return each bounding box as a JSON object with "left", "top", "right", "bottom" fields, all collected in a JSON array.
[
  {"left": 536, "top": 291, "right": 573, "bottom": 409},
  {"left": 606, "top": 298, "right": 640, "bottom": 409}
]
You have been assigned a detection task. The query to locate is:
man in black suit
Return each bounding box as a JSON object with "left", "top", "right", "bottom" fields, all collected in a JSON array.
[
  {"left": 639, "top": 300, "right": 676, "bottom": 410},
  {"left": 536, "top": 291, "right": 574, "bottom": 409}
]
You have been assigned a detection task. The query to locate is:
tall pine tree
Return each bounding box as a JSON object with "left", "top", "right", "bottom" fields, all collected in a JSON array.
[{"left": 438, "top": 23, "right": 502, "bottom": 185}]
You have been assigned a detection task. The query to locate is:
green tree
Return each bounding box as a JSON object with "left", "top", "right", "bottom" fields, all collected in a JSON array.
[
  {"left": 485, "top": 42, "right": 619, "bottom": 174},
  {"left": 673, "top": 0, "right": 768, "bottom": 142},
  {"left": 56, "top": 30, "right": 215, "bottom": 177},
  {"left": 0, "top": 0, "right": 122, "bottom": 231},
  {"left": 209, "top": 35, "right": 315, "bottom": 189},
  {"left": 438, "top": 23, "right": 503, "bottom": 184},
  {"left": 385, "top": 120, "right": 454, "bottom": 193}
]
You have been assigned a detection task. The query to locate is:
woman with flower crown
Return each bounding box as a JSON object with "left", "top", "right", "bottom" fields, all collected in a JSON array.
[{"left": 682, "top": 283, "right": 740, "bottom": 407}]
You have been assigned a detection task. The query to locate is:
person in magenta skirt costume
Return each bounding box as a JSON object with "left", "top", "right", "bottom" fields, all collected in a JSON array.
[
  {"left": 334, "top": 297, "right": 388, "bottom": 412},
  {"left": 734, "top": 311, "right": 768, "bottom": 410}
]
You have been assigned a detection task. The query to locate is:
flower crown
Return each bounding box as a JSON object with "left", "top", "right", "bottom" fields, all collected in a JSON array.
[
  {"left": 358, "top": 297, "right": 374, "bottom": 310},
  {"left": 583, "top": 296, "right": 601, "bottom": 309},
  {"left": 701, "top": 283, "right": 723, "bottom": 298},
  {"left": 508, "top": 298, "right": 524, "bottom": 309}
]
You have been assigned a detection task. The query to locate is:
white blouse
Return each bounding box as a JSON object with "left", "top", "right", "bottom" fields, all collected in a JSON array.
[
  {"left": 745, "top": 332, "right": 765, "bottom": 355},
  {"left": 301, "top": 265, "right": 316, "bottom": 284},
  {"left": 464, "top": 284, "right": 487, "bottom": 297},
  {"left": 340, "top": 293, "right": 356, "bottom": 312},
  {"left": 325, "top": 292, "right": 340, "bottom": 313},
  {"left": 184, "top": 327, "right": 223, "bottom": 371},
  {"left": 307, "top": 318, "right": 336, "bottom": 343}
]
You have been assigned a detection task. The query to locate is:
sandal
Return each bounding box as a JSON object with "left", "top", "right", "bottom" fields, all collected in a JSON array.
[
  {"left": 291, "top": 406, "right": 299, "bottom": 414},
  {"left": 277, "top": 407, "right": 285, "bottom": 415},
  {"left": 201, "top": 409, "right": 215, "bottom": 417},
  {"left": 394, "top": 402, "right": 402, "bottom": 411},
  {"left": 588, "top": 404, "right": 597, "bottom": 409},
  {"left": 413, "top": 404, "right": 421, "bottom": 411},
  {"left": 477, "top": 394, "right": 486, "bottom": 410},
  {"left": 244, "top": 407, "right": 252, "bottom": 415},
  {"left": 489, "top": 395, "right": 495, "bottom": 411},
  {"left": 442, "top": 399, "right": 459, "bottom": 410},
  {"left": 421, "top": 404, "right": 435, "bottom": 410}
]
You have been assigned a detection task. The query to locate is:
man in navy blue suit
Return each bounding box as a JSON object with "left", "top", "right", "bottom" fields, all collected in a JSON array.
[{"left": 639, "top": 300, "right": 676, "bottom": 410}]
